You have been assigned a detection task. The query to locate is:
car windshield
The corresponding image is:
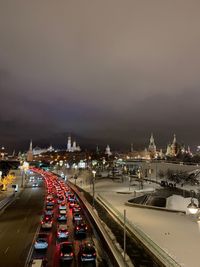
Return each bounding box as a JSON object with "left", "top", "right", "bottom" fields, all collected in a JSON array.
[{"left": 37, "top": 239, "right": 46, "bottom": 243}]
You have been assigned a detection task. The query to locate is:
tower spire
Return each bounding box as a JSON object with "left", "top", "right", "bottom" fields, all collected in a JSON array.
[
  {"left": 173, "top": 134, "right": 177, "bottom": 144},
  {"left": 29, "top": 140, "right": 33, "bottom": 151}
]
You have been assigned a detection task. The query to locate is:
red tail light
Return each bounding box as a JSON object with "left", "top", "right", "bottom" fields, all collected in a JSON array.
[
  {"left": 93, "top": 253, "right": 96, "bottom": 256},
  {"left": 60, "top": 252, "right": 63, "bottom": 256},
  {"left": 70, "top": 252, "right": 73, "bottom": 256}
]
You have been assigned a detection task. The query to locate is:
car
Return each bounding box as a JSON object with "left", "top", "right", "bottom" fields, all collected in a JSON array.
[
  {"left": 59, "top": 242, "right": 74, "bottom": 261},
  {"left": 46, "top": 202, "right": 54, "bottom": 210},
  {"left": 58, "top": 195, "right": 65, "bottom": 203},
  {"left": 74, "top": 221, "right": 88, "bottom": 236},
  {"left": 73, "top": 213, "right": 82, "bottom": 223},
  {"left": 57, "top": 214, "right": 67, "bottom": 222},
  {"left": 44, "top": 210, "right": 54, "bottom": 217},
  {"left": 72, "top": 204, "right": 81, "bottom": 213},
  {"left": 68, "top": 194, "right": 75, "bottom": 202},
  {"left": 69, "top": 201, "right": 76, "bottom": 209},
  {"left": 78, "top": 242, "right": 96, "bottom": 262},
  {"left": 41, "top": 216, "right": 53, "bottom": 229},
  {"left": 43, "top": 214, "right": 53, "bottom": 220},
  {"left": 46, "top": 195, "right": 54, "bottom": 201},
  {"left": 59, "top": 203, "right": 67, "bottom": 210},
  {"left": 57, "top": 224, "right": 69, "bottom": 239},
  {"left": 32, "top": 183, "right": 39, "bottom": 187},
  {"left": 34, "top": 234, "right": 48, "bottom": 250},
  {"left": 59, "top": 209, "right": 67, "bottom": 215},
  {"left": 65, "top": 191, "right": 71, "bottom": 197},
  {"left": 29, "top": 176, "right": 35, "bottom": 182}
]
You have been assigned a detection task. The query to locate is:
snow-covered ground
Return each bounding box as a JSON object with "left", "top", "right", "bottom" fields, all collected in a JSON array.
[{"left": 70, "top": 173, "right": 200, "bottom": 267}]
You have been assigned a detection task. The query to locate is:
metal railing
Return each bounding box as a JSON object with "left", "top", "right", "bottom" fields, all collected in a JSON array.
[
  {"left": 97, "top": 194, "right": 181, "bottom": 267},
  {"left": 68, "top": 181, "right": 130, "bottom": 267}
]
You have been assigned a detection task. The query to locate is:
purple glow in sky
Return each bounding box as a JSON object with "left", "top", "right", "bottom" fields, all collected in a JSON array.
[{"left": 0, "top": 1, "right": 200, "bottom": 150}]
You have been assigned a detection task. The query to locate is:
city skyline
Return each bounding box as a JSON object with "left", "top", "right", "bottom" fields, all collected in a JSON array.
[{"left": 1, "top": 1, "right": 200, "bottom": 150}]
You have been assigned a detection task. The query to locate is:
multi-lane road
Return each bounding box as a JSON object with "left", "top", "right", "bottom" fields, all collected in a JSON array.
[
  {"left": 0, "top": 178, "right": 44, "bottom": 267},
  {"left": 0, "top": 172, "right": 112, "bottom": 267}
]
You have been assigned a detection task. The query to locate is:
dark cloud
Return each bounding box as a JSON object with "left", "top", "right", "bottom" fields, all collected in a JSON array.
[{"left": 0, "top": 1, "right": 200, "bottom": 152}]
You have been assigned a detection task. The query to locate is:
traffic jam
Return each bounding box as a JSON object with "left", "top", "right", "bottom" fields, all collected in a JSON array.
[{"left": 31, "top": 169, "right": 97, "bottom": 267}]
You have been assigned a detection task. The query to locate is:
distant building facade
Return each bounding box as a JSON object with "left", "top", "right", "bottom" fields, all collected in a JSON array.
[
  {"left": 67, "top": 136, "right": 81, "bottom": 152},
  {"left": 27, "top": 140, "right": 33, "bottom": 162}
]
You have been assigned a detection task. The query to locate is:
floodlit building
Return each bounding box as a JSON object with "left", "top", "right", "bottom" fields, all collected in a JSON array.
[
  {"left": 67, "top": 136, "right": 81, "bottom": 152},
  {"left": 148, "top": 133, "right": 157, "bottom": 158},
  {"left": 105, "top": 145, "right": 112, "bottom": 156},
  {"left": 166, "top": 134, "right": 180, "bottom": 157},
  {"left": 27, "top": 140, "right": 33, "bottom": 162}
]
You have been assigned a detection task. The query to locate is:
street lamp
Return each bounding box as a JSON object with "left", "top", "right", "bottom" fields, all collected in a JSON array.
[
  {"left": 20, "top": 161, "right": 29, "bottom": 188},
  {"left": 92, "top": 170, "right": 96, "bottom": 208},
  {"left": 187, "top": 190, "right": 200, "bottom": 215}
]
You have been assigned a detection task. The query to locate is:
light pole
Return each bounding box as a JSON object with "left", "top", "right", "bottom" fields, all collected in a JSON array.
[
  {"left": 92, "top": 170, "right": 96, "bottom": 208},
  {"left": 187, "top": 190, "right": 200, "bottom": 215},
  {"left": 20, "top": 161, "right": 29, "bottom": 188}
]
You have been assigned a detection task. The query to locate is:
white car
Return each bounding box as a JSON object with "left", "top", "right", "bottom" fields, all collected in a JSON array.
[
  {"left": 57, "top": 224, "right": 69, "bottom": 239},
  {"left": 34, "top": 234, "right": 48, "bottom": 250}
]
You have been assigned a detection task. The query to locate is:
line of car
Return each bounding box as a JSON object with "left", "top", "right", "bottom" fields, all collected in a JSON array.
[{"left": 32, "top": 169, "right": 97, "bottom": 265}]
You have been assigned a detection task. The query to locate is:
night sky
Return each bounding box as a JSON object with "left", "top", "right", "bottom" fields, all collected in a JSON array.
[{"left": 1, "top": 1, "right": 200, "bottom": 152}]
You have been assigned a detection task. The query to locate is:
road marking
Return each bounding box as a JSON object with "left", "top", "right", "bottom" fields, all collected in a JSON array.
[{"left": 4, "top": 247, "right": 9, "bottom": 254}]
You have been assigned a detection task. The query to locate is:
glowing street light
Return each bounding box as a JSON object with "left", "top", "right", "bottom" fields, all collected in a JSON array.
[
  {"left": 20, "top": 161, "right": 29, "bottom": 188},
  {"left": 187, "top": 199, "right": 198, "bottom": 214},
  {"left": 187, "top": 190, "right": 200, "bottom": 215}
]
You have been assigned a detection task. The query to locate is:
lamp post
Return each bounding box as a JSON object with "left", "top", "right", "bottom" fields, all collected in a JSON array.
[
  {"left": 20, "top": 161, "right": 29, "bottom": 188},
  {"left": 92, "top": 170, "right": 96, "bottom": 208},
  {"left": 187, "top": 190, "right": 200, "bottom": 216}
]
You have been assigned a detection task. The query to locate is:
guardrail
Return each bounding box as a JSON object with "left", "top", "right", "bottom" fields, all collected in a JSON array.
[
  {"left": 97, "top": 194, "right": 181, "bottom": 267},
  {"left": 68, "top": 181, "right": 130, "bottom": 267},
  {"left": 24, "top": 223, "right": 41, "bottom": 267}
]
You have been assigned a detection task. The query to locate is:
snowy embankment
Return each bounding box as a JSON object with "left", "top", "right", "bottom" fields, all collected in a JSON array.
[{"left": 70, "top": 171, "right": 200, "bottom": 267}]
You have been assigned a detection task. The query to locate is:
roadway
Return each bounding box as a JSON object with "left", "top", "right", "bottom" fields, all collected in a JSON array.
[
  {"left": 0, "top": 179, "right": 44, "bottom": 267},
  {"left": 31, "top": 175, "right": 111, "bottom": 267}
]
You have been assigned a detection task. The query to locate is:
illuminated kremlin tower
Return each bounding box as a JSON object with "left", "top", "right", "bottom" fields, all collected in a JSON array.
[
  {"left": 166, "top": 134, "right": 180, "bottom": 157},
  {"left": 148, "top": 133, "right": 157, "bottom": 158},
  {"left": 27, "top": 140, "right": 33, "bottom": 162},
  {"left": 67, "top": 136, "right": 81, "bottom": 152}
]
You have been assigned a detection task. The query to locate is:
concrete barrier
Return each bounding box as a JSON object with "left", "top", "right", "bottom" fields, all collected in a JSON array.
[{"left": 68, "top": 181, "right": 132, "bottom": 267}]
